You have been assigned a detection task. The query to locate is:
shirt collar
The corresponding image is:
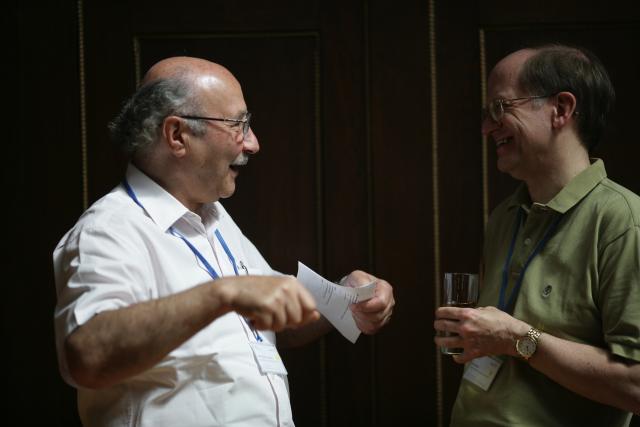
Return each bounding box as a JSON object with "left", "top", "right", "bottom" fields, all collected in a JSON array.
[
  {"left": 507, "top": 159, "right": 607, "bottom": 214},
  {"left": 124, "top": 163, "right": 222, "bottom": 231}
]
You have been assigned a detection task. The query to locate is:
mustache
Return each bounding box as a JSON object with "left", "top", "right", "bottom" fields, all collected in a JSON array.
[{"left": 231, "top": 153, "right": 249, "bottom": 166}]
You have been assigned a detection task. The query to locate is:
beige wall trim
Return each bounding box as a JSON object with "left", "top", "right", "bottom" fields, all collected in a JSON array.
[
  {"left": 77, "top": 0, "right": 88, "bottom": 210},
  {"left": 134, "top": 37, "right": 141, "bottom": 86}
]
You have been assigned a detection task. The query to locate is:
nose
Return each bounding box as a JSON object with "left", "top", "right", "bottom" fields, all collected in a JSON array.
[
  {"left": 481, "top": 115, "right": 500, "bottom": 137},
  {"left": 242, "top": 127, "right": 259, "bottom": 154}
]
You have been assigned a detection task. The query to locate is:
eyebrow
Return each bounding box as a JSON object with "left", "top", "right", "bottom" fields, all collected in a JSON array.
[{"left": 235, "top": 110, "right": 249, "bottom": 120}]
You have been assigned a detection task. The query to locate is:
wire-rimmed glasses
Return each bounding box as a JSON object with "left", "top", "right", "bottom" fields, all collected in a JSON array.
[
  {"left": 178, "top": 112, "right": 252, "bottom": 137},
  {"left": 482, "top": 95, "right": 553, "bottom": 122}
]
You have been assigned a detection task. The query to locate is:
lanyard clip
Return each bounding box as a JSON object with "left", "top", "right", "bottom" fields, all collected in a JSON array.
[{"left": 239, "top": 260, "right": 249, "bottom": 275}]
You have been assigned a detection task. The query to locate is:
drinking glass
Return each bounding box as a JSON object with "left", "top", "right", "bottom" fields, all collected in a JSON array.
[{"left": 440, "top": 272, "right": 479, "bottom": 355}]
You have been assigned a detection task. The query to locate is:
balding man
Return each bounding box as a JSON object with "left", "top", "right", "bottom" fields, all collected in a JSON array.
[
  {"left": 434, "top": 45, "right": 640, "bottom": 426},
  {"left": 53, "top": 57, "right": 394, "bottom": 427}
]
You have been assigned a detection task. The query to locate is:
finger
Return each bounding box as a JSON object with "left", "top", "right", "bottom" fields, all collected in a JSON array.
[
  {"left": 272, "top": 304, "right": 288, "bottom": 331},
  {"left": 353, "top": 316, "right": 376, "bottom": 334},
  {"left": 434, "top": 318, "right": 461, "bottom": 335},
  {"left": 251, "top": 311, "right": 273, "bottom": 331},
  {"left": 435, "top": 306, "right": 468, "bottom": 320},
  {"left": 434, "top": 333, "right": 463, "bottom": 349},
  {"left": 452, "top": 354, "right": 470, "bottom": 364},
  {"left": 302, "top": 309, "right": 321, "bottom": 325},
  {"left": 351, "top": 289, "right": 394, "bottom": 314},
  {"left": 351, "top": 281, "right": 394, "bottom": 313},
  {"left": 342, "top": 270, "right": 376, "bottom": 287},
  {"left": 297, "top": 285, "right": 317, "bottom": 314},
  {"left": 352, "top": 310, "right": 391, "bottom": 334},
  {"left": 284, "top": 293, "right": 303, "bottom": 326},
  {"left": 352, "top": 303, "right": 392, "bottom": 326},
  {"left": 351, "top": 297, "right": 391, "bottom": 314}
]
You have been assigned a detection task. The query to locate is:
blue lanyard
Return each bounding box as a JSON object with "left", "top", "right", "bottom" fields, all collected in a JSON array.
[
  {"left": 123, "top": 179, "right": 262, "bottom": 341},
  {"left": 168, "top": 228, "right": 238, "bottom": 280},
  {"left": 498, "top": 207, "right": 562, "bottom": 312}
]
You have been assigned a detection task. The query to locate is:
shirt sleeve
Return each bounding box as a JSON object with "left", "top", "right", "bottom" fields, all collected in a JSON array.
[
  {"left": 598, "top": 225, "right": 640, "bottom": 362},
  {"left": 53, "top": 222, "right": 154, "bottom": 384}
]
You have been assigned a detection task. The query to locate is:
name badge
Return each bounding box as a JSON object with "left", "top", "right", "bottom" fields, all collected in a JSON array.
[
  {"left": 250, "top": 341, "right": 288, "bottom": 376},
  {"left": 462, "top": 356, "right": 503, "bottom": 391}
]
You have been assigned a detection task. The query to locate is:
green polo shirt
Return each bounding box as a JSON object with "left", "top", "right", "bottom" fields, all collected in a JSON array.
[{"left": 451, "top": 159, "right": 640, "bottom": 427}]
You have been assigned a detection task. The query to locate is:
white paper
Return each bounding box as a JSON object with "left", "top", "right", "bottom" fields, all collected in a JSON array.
[{"left": 296, "top": 261, "right": 376, "bottom": 343}]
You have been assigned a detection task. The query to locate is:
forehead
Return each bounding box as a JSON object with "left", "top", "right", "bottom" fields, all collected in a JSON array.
[
  {"left": 196, "top": 74, "right": 247, "bottom": 117},
  {"left": 487, "top": 49, "right": 535, "bottom": 98}
]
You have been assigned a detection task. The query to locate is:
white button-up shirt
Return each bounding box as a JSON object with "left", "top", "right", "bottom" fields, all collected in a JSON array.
[{"left": 53, "top": 164, "right": 293, "bottom": 427}]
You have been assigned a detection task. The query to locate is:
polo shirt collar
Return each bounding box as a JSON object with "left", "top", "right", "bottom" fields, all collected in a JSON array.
[
  {"left": 507, "top": 159, "right": 607, "bottom": 214},
  {"left": 125, "top": 163, "right": 222, "bottom": 232}
]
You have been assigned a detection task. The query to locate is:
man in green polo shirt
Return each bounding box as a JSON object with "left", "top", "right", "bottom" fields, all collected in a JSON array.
[{"left": 434, "top": 44, "right": 640, "bottom": 426}]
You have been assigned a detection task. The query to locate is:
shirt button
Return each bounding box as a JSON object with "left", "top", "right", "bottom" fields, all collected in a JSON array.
[{"left": 524, "top": 238, "right": 532, "bottom": 246}]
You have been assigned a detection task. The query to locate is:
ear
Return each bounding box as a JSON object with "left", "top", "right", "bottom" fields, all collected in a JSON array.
[
  {"left": 551, "top": 91, "right": 577, "bottom": 129},
  {"left": 161, "top": 116, "right": 189, "bottom": 158}
]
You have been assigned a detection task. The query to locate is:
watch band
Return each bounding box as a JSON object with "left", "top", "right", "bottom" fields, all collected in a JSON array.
[
  {"left": 516, "top": 326, "right": 542, "bottom": 361},
  {"left": 526, "top": 327, "right": 541, "bottom": 343}
]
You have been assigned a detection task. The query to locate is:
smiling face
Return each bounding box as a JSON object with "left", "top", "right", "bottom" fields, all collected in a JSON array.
[
  {"left": 482, "top": 49, "right": 554, "bottom": 182},
  {"left": 157, "top": 65, "right": 261, "bottom": 211},
  {"left": 141, "top": 57, "right": 260, "bottom": 211},
  {"left": 186, "top": 73, "right": 259, "bottom": 202}
]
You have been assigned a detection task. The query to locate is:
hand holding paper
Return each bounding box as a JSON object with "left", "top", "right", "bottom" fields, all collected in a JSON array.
[
  {"left": 296, "top": 262, "right": 375, "bottom": 343},
  {"left": 341, "top": 270, "right": 395, "bottom": 335}
]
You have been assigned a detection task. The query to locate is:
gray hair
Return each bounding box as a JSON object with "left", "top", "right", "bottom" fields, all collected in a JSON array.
[{"left": 108, "top": 77, "right": 207, "bottom": 157}]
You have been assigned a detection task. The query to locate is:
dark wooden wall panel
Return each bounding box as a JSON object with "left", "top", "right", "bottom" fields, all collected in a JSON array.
[
  {"left": 9, "top": 1, "right": 82, "bottom": 426},
  {"left": 435, "top": 2, "right": 487, "bottom": 424},
  {"left": 369, "top": 0, "right": 437, "bottom": 425},
  {"left": 9, "top": 1, "right": 640, "bottom": 426},
  {"left": 320, "top": 2, "right": 377, "bottom": 426}
]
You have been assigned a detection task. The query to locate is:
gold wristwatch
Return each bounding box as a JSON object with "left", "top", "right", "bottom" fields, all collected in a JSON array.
[{"left": 515, "top": 327, "right": 541, "bottom": 361}]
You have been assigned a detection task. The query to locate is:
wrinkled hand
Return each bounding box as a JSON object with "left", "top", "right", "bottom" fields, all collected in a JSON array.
[
  {"left": 220, "top": 275, "right": 320, "bottom": 332},
  {"left": 343, "top": 270, "right": 395, "bottom": 335},
  {"left": 433, "top": 306, "right": 530, "bottom": 363}
]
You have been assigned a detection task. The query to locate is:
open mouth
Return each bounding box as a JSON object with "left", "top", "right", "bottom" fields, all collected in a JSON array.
[
  {"left": 496, "top": 137, "right": 513, "bottom": 148},
  {"left": 230, "top": 154, "right": 249, "bottom": 172}
]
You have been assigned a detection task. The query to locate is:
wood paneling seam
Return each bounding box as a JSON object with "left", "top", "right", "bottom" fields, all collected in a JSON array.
[
  {"left": 312, "top": 35, "right": 328, "bottom": 427},
  {"left": 479, "top": 30, "right": 489, "bottom": 225},
  {"left": 77, "top": 0, "right": 88, "bottom": 210},
  {"left": 363, "top": 1, "right": 377, "bottom": 425},
  {"left": 429, "top": 1, "right": 443, "bottom": 427},
  {"left": 134, "top": 37, "right": 141, "bottom": 85}
]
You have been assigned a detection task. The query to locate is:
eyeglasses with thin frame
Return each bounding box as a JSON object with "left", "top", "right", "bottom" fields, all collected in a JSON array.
[
  {"left": 482, "top": 95, "right": 553, "bottom": 122},
  {"left": 178, "top": 112, "right": 252, "bottom": 137}
]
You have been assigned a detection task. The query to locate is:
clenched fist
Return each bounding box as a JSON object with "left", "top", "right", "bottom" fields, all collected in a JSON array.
[{"left": 217, "top": 275, "right": 320, "bottom": 331}]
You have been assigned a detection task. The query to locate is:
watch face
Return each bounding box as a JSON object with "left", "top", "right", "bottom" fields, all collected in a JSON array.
[{"left": 517, "top": 338, "right": 536, "bottom": 357}]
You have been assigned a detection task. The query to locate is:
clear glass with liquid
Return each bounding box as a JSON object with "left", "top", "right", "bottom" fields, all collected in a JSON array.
[{"left": 440, "top": 272, "right": 479, "bottom": 355}]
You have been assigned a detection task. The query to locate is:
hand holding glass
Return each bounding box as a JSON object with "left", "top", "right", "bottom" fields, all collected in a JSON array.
[{"left": 439, "top": 272, "right": 479, "bottom": 355}]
